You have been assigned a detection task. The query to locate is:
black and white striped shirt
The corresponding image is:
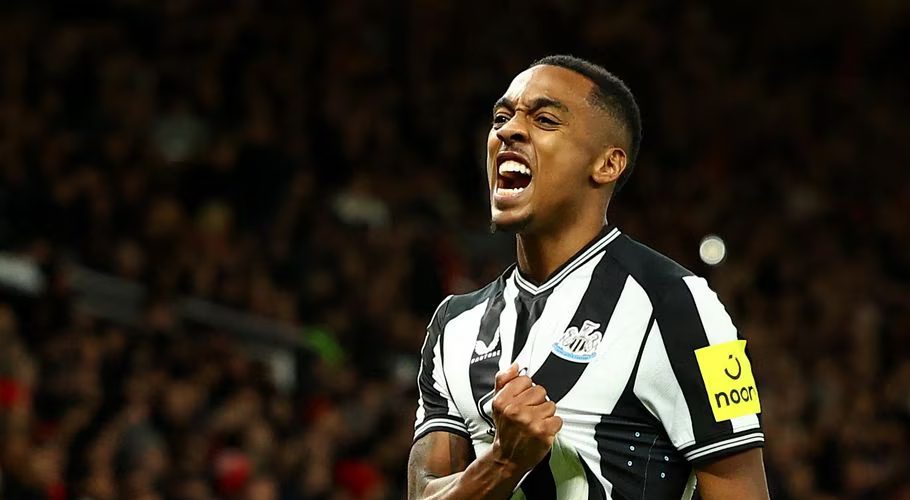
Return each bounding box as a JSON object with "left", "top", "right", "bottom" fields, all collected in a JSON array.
[{"left": 413, "top": 226, "right": 764, "bottom": 499}]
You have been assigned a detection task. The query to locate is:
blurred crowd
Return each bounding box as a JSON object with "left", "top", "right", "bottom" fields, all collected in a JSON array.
[{"left": 1, "top": 0, "right": 909, "bottom": 499}]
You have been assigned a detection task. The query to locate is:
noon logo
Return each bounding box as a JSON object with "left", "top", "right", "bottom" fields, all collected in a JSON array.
[{"left": 694, "top": 340, "right": 761, "bottom": 422}]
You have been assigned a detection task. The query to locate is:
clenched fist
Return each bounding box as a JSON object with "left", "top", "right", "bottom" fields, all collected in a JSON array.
[{"left": 491, "top": 363, "right": 563, "bottom": 473}]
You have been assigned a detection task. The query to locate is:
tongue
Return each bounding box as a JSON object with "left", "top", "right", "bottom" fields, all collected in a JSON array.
[{"left": 500, "top": 171, "right": 531, "bottom": 189}]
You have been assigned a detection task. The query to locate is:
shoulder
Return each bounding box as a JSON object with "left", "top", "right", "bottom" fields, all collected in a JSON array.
[
  {"left": 606, "top": 233, "right": 694, "bottom": 296},
  {"left": 608, "top": 232, "right": 737, "bottom": 337},
  {"left": 428, "top": 267, "right": 511, "bottom": 334}
]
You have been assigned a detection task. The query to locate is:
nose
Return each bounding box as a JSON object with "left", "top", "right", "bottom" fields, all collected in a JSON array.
[{"left": 495, "top": 115, "right": 529, "bottom": 145}]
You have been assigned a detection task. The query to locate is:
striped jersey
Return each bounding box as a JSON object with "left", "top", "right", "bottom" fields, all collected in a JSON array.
[{"left": 413, "top": 226, "right": 764, "bottom": 499}]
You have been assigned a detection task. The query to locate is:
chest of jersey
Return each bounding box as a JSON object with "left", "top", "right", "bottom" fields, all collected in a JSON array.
[
  {"left": 416, "top": 231, "right": 766, "bottom": 498},
  {"left": 442, "top": 256, "right": 654, "bottom": 450}
]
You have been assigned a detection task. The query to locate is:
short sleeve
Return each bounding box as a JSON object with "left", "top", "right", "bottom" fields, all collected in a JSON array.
[
  {"left": 634, "top": 276, "right": 763, "bottom": 465},
  {"left": 414, "top": 296, "right": 469, "bottom": 442}
]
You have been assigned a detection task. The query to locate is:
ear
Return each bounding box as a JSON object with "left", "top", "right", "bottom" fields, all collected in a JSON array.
[{"left": 591, "top": 147, "right": 627, "bottom": 186}]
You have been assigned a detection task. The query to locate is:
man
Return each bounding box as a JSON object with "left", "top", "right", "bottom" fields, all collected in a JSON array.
[{"left": 407, "top": 55, "right": 768, "bottom": 499}]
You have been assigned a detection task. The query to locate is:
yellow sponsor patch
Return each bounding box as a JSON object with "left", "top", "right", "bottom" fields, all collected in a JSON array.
[{"left": 694, "top": 340, "right": 761, "bottom": 422}]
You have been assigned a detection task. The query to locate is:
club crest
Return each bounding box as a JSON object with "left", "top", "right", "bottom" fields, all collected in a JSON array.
[{"left": 552, "top": 320, "right": 603, "bottom": 363}]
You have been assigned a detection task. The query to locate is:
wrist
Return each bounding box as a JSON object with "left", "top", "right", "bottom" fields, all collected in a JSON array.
[
  {"left": 457, "top": 440, "right": 527, "bottom": 498},
  {"left": 487, "top": 440, "right": 525, "bottom": 479}
]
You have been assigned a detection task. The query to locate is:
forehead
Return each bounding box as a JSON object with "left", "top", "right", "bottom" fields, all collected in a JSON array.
[{"left": 500, "top": 65, "right": 595, "bottom": 109}]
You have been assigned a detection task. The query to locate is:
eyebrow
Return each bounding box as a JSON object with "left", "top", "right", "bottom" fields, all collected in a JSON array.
[{"left": 493, "top": 96, "right": 569, "bottom": 114}]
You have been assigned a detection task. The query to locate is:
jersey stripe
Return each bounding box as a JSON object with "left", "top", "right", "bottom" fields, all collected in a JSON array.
[
  {"left": 469, "top": 291, "right": 507, "bottom": 430},
  {"left": 443, "top": 298, "right": 494, "bottom": 441},
  {"left": 511, "top": 295, "right": 549, "bottom": 364},
  {"left": 633, "top": 322, "right": 696, "bottom": 450},
  {"left": 511, "top": 295, "right": 556, "bottom": 499},
  {"left": 532, "top": 254, "right": 628, "bottom": 403},
  {"left": 652, "top": 278, "right": 734, "bottom": 446},
  {"left": 581, "top": 454, "right": 608, "bottom": 499},
  {"left": 414, "top": 295, "right": 467, "bottom": 441}
]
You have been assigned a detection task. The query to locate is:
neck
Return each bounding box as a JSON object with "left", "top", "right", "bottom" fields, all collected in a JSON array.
[{"left": 516, "top": 215, "right": 607, "bottom": 284}]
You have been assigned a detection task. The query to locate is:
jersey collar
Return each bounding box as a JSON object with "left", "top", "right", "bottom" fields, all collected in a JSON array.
[{"left": 513, "top": 225, "right": 621, "bottom": 296}]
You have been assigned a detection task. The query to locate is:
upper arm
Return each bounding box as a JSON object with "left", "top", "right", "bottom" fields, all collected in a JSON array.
[
  {"left": 407, "top": 431, "right": 474, "bottom": 500},
  {"left": 695, "top": 448, "right": 769, "bottom": 499},
  {"left": 414, "top": 296, "right": 470, "bottom": 441},
  {"left": 410, "top": 297, "right": 474, "bottom": 499},
  {"left": 634, "top": 276, "right": 765, "bottom": 464}
]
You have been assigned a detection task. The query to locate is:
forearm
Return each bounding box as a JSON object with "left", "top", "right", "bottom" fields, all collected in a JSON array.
[{"left": 417, "top": 443, "right": 524, "bottom": 500}]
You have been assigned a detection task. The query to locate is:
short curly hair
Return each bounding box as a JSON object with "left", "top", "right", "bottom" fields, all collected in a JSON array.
[{"left": 531, "top": 55, "right": 642, "bottom": 193}]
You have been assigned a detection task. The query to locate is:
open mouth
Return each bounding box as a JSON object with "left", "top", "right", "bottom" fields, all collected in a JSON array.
[{"left": 496, "top": 160, "right": 533, "bottom": 194}]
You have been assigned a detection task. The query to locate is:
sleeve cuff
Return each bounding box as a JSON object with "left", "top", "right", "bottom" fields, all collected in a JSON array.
[
  {"left": 681, "top": 428, "right": 765, "bottom": 464},
  {"left": 413, "top": 416, "right": 470, "bottom": 442}
]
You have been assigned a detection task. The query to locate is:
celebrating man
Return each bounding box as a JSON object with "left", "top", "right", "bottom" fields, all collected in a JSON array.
[{"left": 407, "top": 55, "right": 768, "bottom": 500}]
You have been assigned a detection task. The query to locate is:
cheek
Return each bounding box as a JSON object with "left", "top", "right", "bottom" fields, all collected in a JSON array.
[
  {"left": 487, "top": 130, "right": 501, "bottom": 155},
  {"left": 536, "top": 137, "right": 590, "bottom": 188},
  {"left": 486, "top": 131, "right": 501, "bottom": 179}
]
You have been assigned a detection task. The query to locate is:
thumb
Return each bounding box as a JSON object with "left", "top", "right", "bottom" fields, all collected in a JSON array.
[{"left": 495, "top": 362, "right": 520, "bottom": 392}]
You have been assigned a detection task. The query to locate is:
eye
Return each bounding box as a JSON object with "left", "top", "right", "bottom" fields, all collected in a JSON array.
[
  {"left": 492, "top": 113, "right": 510, "bottom": 128},
  {"left": 536, "top": 115, "right": 559, "bottom": 126}
]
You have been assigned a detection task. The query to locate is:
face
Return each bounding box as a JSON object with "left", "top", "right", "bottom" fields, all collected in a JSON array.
[{"left": 487, "top": 65, "right": 617, "bottom": 233}]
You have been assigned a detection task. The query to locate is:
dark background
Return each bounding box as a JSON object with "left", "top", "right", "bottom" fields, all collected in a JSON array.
[{"left": 0, "top": 1, "right": 908, "bottom": 499}]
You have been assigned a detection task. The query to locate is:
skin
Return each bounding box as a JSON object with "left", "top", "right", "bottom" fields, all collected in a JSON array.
[
  {"left": 487, "top": 65, "right": 626, "bottom": 283},
  {"left": 408, "top": 364, "right": 559, "bottom": 500},
  {"left": 408, "top": 65, "right": 770, "bottom": 499}
]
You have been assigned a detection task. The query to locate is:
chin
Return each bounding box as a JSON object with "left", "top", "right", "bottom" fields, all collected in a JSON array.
[{"left": 490, "top": 211, "right": 533, "bottom": 234}]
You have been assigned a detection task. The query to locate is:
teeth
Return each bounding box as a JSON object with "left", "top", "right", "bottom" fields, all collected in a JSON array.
[
  {"left": 498, "top": 160, "right": 531, "bottom": 176},
  {"left": 497, "top": 186, "right": 526, "bottom": 194}
]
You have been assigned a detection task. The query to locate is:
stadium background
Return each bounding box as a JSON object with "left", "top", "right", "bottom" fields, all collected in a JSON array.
[{"left": 0, "top": 1, "right": 908, "bottom": 499}]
